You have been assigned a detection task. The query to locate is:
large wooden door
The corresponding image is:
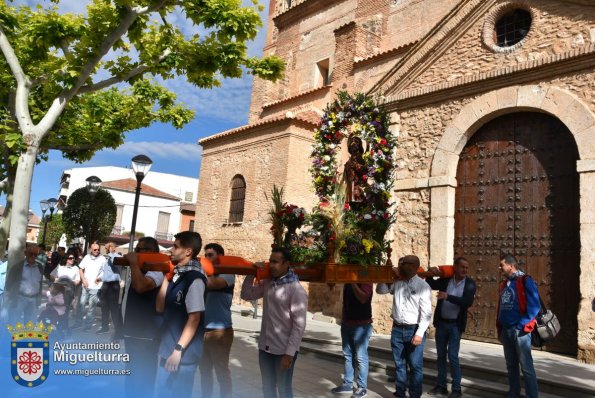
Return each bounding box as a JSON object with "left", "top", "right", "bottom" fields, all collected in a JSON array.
[{"left": 454, "top": 112, "right": 579, "bottom": 355}]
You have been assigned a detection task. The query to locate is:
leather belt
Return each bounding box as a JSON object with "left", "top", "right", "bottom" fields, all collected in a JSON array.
[{"left": 393, "top": 321, "right": 417, "bottom": 328}]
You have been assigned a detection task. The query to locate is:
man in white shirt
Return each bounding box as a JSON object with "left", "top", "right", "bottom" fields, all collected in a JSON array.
[
  {"left": 376, "top": 255, "right": 432, "bottom": 398},
  {"left": 78, "top": 243, "right": 107, "bottom": 332}
]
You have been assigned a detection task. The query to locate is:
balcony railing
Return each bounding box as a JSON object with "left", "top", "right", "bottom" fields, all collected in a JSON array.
[{"left": 154, "top": 231, "right": 173, "bottom": 241}]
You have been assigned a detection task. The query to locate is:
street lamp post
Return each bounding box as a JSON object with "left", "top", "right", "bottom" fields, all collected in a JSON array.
[
  {"left": 40, "top": 198, "right": 58, "bottom": 247},
  {"left": 128, "top": 155, "right": 153, "bottom": 253},
  {"left": 84, "top": 176, "right": 102, "bottom": 254},
  {"left": 40, "top": 200, "right": 49, "bottom": 246}
]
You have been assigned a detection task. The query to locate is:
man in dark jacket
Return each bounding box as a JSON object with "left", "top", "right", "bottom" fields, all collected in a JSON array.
[{"left": 426, "top": 257, "right": 476, "bottom": 398}]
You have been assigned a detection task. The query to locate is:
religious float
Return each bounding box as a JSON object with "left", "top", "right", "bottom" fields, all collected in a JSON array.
[{"left": 116, "top": 92, "right": 453, "bottom": 282}]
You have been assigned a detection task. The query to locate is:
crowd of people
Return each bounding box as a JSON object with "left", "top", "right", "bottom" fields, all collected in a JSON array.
[{"left": 1, "top": 234, "right": 544, "bottom": 398}]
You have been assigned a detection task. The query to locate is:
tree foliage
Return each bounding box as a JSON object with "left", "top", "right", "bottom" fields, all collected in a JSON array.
[
  {"left": 0, "top": 0, "right": 284, "bottom": 275},
  {"left": 37, "top": 212, "right": 65, "bottom": 248},
  {"left": 62, "top": 188, "right": 117, "bottom": 245}
]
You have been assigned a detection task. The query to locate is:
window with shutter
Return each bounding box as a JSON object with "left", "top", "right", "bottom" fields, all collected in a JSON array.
[{"left": 228, "top": 175, "right": 246, "bottom": 223}]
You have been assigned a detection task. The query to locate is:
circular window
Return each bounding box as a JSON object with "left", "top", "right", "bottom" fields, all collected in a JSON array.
[
  {"left": 483, "top": 3, "right": 535, "bottom": 53},
  {"left": 495, "top": 9, "right": 532, "bottom": 47}
]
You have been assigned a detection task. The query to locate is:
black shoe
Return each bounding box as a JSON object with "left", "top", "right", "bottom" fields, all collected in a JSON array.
[
  {"left": 96, "top": 328, "right": 109, "bottom": 334},
  {"left": 428, "top": 385, "right": 448, "bottom": 396},
  {"left": 448, "top": 391, "right": 462, "bottom": 398}
]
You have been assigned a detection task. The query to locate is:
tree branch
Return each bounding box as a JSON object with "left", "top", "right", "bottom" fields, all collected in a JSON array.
[
  {"left": 42, "top": 143, "right": 106, "bottom": 152},
  {"left": 0, "top": 25, "right": 34, "bottom": 132},
  {"left": 78, "top": 49, "right": 171, "bottom": 94},
  {"left": 37, "top": 0, "right": 170, "bottom": 136},
  {"left": 132, "top": 0, "right": 169, "bottom": 15},
  {"left": 60, "top": 39, "right": 72, "bottom": 58}
]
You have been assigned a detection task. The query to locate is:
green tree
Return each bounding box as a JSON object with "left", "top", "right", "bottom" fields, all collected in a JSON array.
[
  {"left": 37, "top": 213, "right": 65, "bottom": 249},
  {"left": 0, "top": 0, "right": 284, "bottom": 291},
  {"left": 62, "top": 188, "right": 117, "bottom": 246}
]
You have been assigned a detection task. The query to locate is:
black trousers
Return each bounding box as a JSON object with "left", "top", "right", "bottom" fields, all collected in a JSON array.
[{"left": 100, "top": 281, "right": 123, "bottom": 335}]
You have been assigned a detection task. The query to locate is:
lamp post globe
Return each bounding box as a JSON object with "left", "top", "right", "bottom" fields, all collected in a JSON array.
[
  {"left": 41, "top": 198, "right": 58, "bottom": 247},
  {"left": 86, "top": 176, "right": 102, "bottom": 197}
]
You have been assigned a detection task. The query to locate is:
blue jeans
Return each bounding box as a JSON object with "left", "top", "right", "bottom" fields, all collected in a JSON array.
[
  {"left": 391, "top": 325, "right": 425, "bottom": 398},
  {"left": 155, "top": 359, "right": 198, "bottom": 398},
  {"left": 341, "top": 323, "right": 372, "bottom": 389},
  {"left": 11, "top": 294, "right": 39, "bottom": 324},
  {"left": 79, "top": 288, "right": 100, "bottom": 327},
  {"left": 501, "top": 326, "right": 539, "bottom": 398},
  {"left": 259, "top": 350, "right": 298, "bottom": 398},
  {"left": 435, "top": 321, "right": 462, "bottom": 392}
]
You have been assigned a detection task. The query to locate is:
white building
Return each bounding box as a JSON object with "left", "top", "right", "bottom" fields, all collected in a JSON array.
[{"left": 58, "top": 167, "right": 198, "bottom": 245}]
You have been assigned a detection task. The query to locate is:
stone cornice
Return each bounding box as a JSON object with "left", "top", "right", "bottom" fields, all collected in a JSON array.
[
  {"left": 577, "top": 160, "right": 595, "bottom": 173},
  {"left": 369, "top": 0, "right": 491, "bottom": 96},
  {"left": 202, "top": 129, "right": 314, "bottom": 157},
  {"left": 262, "top": 84, "right": 332, "bottom": 110},
  {"left": 384, "top": 44, "right": 595, "bottom": 111},
  {"left": 273, "top": 0, "right": 347, "bottom": 28},
  {"left": 199, "top": 114, "right": 317, "bottom": 147},
  {"left": 353, "top": 41, "right": 418, "bottom": 69},
  {"left": 394, "top": 175, "right": 457, "bottom": 191}
]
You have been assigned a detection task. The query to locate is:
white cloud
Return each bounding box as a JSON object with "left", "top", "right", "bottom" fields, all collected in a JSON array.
[{"left": 103, "top": 141, "right": 202, "bottom": 162}]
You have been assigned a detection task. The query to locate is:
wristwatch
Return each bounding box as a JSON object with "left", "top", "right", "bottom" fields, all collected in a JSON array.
[{"left": 174, "top": 343, "right": 185, "bottom": 353}]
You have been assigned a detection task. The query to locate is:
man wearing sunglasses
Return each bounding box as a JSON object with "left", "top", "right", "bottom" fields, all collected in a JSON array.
[
  {"left": 78, "top": 242, "right": 107, "bottom": 332},
  {"left": 199, "top": 243, "right": 235, "bottom": 398}
]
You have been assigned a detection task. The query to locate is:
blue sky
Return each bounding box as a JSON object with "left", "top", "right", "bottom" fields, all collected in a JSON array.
[{"left": 1, "top": 0, "right": 270, "bottom": 215}]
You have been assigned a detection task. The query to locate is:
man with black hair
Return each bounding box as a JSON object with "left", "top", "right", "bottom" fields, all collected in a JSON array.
[
  {"left": 123, "top": 236, "right": 163, "bottom": 398},
  {"left": 426, "top": 257, "right": 476, "bottom": 398},
  {"left": 200, "top": 242, "right": 235, "bottom": 398},
  {"left": 497, "top": 254, "right": 540, "bottom": 398},
  {"left": 240, "top": 247, "right": 308, "bottom": 398},
  {"left": 156, "top": 231, "right": 207, "bottom": 398}
]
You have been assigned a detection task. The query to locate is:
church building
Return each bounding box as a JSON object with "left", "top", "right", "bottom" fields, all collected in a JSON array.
[{"left": 196, "top": 0, "right": 595, "bottom": 362}]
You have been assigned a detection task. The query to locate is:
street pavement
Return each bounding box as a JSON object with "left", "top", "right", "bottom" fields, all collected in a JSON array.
[{"left": 7, "top": 298, "right": 593, "bottom": 398}]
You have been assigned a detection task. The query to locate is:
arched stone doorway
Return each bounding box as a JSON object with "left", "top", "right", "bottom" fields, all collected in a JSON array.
[{"left": 453, "top": 112, "right": 579, "bottom": 355}]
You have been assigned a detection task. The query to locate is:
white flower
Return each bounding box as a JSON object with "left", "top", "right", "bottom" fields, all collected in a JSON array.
[{"left": 364, "top": 214, "right": 372, "bottom": 220}]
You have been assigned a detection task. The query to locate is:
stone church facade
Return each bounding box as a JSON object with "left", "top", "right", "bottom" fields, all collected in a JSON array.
[{"left": 196, "top": 0, "right": 595, "bottom": 362}]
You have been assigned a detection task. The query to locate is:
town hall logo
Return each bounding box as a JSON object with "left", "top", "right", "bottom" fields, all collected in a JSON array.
[{"left": 7, "top": 321, "right": 53, "bottom": 387}]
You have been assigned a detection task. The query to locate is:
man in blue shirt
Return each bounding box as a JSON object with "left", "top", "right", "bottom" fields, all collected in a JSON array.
[
  {"left": 497, "top": 254, "right": 540, "bottom": 398},
  {"left": 426, "top": 257, "right": 476, "bottom": 398},
  {"left": 200, "top": 243, "right": 235, "bottom": 398},
  {"left": 97, "top": 241, "right": 123, "bottom": 340}
]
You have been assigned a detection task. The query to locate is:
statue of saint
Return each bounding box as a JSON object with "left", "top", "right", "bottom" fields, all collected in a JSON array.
[{"left": 343, "top": 135, "right": 366, "bottom": 203}]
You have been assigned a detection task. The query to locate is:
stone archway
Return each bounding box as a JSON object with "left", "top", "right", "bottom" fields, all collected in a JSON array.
[{"left": 429, "top": 84, "right": 595, "bottom": 361}]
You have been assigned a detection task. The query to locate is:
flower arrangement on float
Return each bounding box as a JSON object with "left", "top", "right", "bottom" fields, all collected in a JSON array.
[{"left": 267, "top": 92, "right": 398, "bottom": 279}]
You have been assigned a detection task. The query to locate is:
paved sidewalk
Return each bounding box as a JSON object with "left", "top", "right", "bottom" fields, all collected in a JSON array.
[{"left": 231, "top": 305, "right": 595, "bottom": 395}]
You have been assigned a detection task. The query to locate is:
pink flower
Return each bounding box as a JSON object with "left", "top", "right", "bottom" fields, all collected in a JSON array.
[{"left": 344, "top": 203, "right": 350, "bottom": 211}]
